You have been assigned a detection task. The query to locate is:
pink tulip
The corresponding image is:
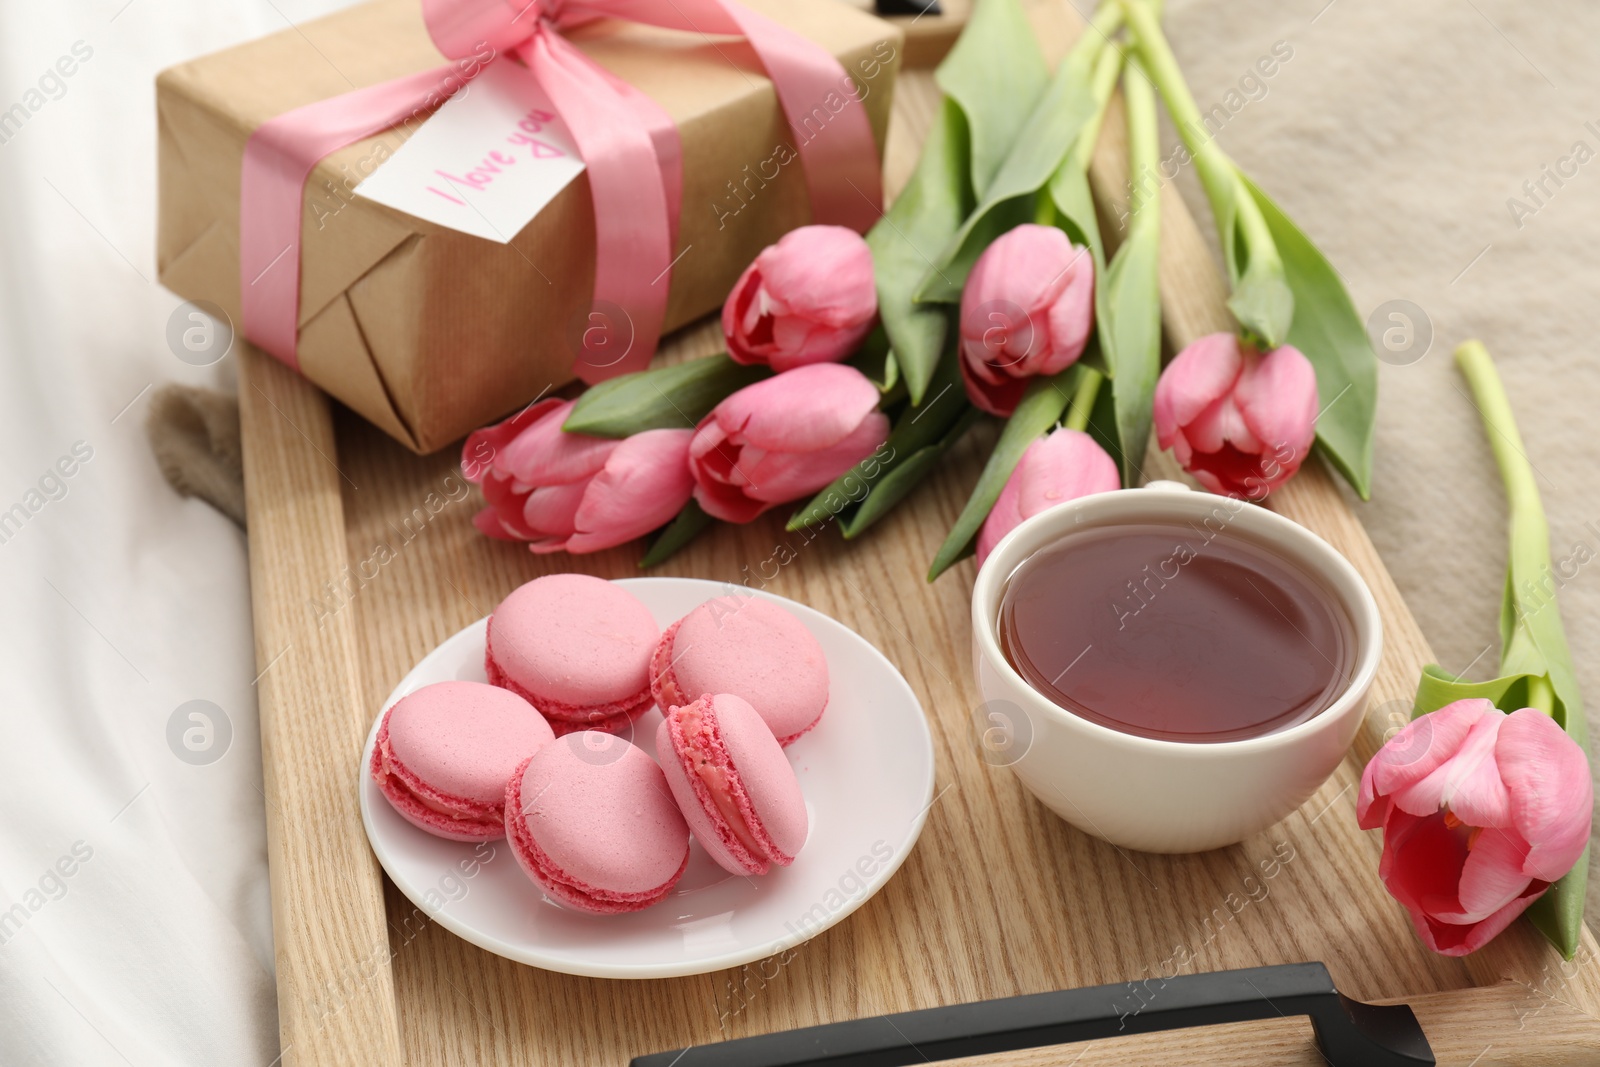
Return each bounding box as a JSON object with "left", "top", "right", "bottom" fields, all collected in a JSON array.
[
  {"left": 461, "top": 398, "right": 693, "bottom": 554},
  {"left": 1358, "top": 699, "right": 1593, "bottom": 956},
  {"left": 723, "top": 225, "right": 878, "bottom": 372},
  {"left": 690, "top": 363, "right": 890, "bottom": 523},
  {"left": 959, "top": 224, "right": 1095, "bottom": 417},
  {"left": 976, "top": 430, "right": 1120, "bottom": 567},
  {"left": 1152, "top": 333, "right": 1318, "bottom": 499}
]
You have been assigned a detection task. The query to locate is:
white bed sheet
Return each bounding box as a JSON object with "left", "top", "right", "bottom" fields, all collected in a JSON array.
[{"left": 0, "top": 2, "right": 355, "bottom": 1064}]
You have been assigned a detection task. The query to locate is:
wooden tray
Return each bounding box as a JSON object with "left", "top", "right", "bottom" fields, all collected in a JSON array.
[{"left": 236, "top": 4, "right": 1600, "bottom": 1064}]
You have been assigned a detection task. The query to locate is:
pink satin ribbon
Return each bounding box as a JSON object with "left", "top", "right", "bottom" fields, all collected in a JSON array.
[{"left": 240, "top": 0, "right": 883, "bottom": 383}]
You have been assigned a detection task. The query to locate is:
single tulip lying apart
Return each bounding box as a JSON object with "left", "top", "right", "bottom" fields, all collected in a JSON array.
[
  {"left": 722, "top": 225, "right": 878, "bottom": 372},
  {"left": 690, "top": 363, "right": 890, "bottom": 524},
  {"left": 1358, "top": 699, "right": 1592, "bottom": 956},
  {"left": 975, "top": 429, "right": 1119, "bottom": 567},
  {"left": 462, "top": 399, "right": 693, "bottom": 554},
  {"left": 1152, "top": 332, "right": 1317, "bottom": 499},
  {"left": 959, "top": 224, "right": 1095, "bottom": 417}
]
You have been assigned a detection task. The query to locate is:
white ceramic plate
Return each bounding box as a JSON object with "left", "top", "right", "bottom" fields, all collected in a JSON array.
[{"left": 359, "top": 577, "right": 935, "bottom": 979}]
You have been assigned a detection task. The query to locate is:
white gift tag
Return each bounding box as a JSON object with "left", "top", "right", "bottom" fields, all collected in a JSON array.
[{"left": 354, "top": 60, "right": 586, "bottom": 243}]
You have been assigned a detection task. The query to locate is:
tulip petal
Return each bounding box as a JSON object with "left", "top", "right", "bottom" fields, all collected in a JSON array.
[
  {"left": 522, "top": 481, "right": 587, "bottom": 538},
  {"left": 1183, "top": 395, "right": 1261, "bottom": 455},
  {"left": 714, "top": 363, "right": 883, "bottom": 453},
  {"left": 769, "top": 321, "right": 867, "bottom": 372},
  {"left": 1419, "top": 884, "right": 1545, "bottom": 956},
  {"left": 497, "top": 400, "right": 618, "bottom": 486},
  {"left": 472, "top": 506, "right": 525, "bottom": 541},
  {"left": 1395, "top": 707, "right": 1507, "bottom": 820},
  {"left": 757, "top": 225, "right": 878, "bottom": 328},
  {"left": 1498, "top": 707, "right": 1595, "bottom": 881},
  {"left": 477, "top": 474, "right": 537, "bottom": 540},
  {"left": 1235, "top": 345, "right": 1319, "bottom": 465},
  {"left": 743, "top": 412, "right": 890, "bottom": 503},
  {"left": 1379, "top": 810, "right": 1469, "bottom": 928},
  {"left": 461, "top": 397, "right": 565, "bottom": 483},
  {"left": 1014, "top": 429, "right": 1121, "bottom": 515},
  {"left": 1153, "top": 334, "right": 1243, "bottom": 448},
  {"left": 1361, "top": 700, "right": 1497, "bottom": 822},
  {"left": 688, "top": 420, "right": 731, "bottom": 464},
  {"left": 976, "top": 439, "right": 1037, "bottom": 568},
  {"left": 1039, "top": 251, "right": 1095, "bottom": 373},
  {"left": 693, "top": 480, "right": 767, "bottom": 524},
  {"left": 1432, "top": 825, "right": 1535, "bottom": 923},
  {"left": 565, "top": 429, "right": 696, "bottom": 553},
  {"left": 722, "top": 264, "right": 766, "bottom": 365},
  {"left": 960, "top": 351, "right": 1029, "bottom": 417}
]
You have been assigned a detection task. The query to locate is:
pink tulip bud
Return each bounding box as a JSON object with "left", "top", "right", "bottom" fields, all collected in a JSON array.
[
  {"left": 959, "top": 224, "right": 1095, "bottom": 416},
  {"left": 690, "top": 363, "right": 890, "bottom": 523},
  {"left": 722, "top": 225, "right": 878, "bottom": 372},
  {"left": 1152, "top": 333, "right": 1318, "bottom": 499},
  {"left": 1358, "top": 699, "right": 1593, "bottom": 956},
  {"left": 975, "top": 429, "right": 1120, "bottom": 567},
  {"left": 461, "top": 399, "right": 694, "bottom": 555}
]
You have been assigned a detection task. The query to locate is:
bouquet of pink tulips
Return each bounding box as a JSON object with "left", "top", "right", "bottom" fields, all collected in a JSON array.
[{"left": 461, "top": 0, "right": 1380, "bottom": 578}]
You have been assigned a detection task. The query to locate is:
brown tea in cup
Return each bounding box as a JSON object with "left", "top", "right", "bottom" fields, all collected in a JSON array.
[{"left": 998, "top": 520, "right": 1355, "bottom": 743}]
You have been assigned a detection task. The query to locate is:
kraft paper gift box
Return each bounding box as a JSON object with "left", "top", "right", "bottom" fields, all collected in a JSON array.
[{"left": 156, "top": 0, "right": 900, "bottom": 453}]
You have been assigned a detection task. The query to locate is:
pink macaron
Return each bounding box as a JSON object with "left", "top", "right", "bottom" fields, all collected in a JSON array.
[
  {"left": 504, "top": 731, "right": 690, "bottom": 913},
  {"left": 370, "top": 681, "right": 555, "bottom": 841},
  {"left": 651, "top": 596, "right": 829, "bottom": 745},
  {"left": 486, "top": 574, "right": 659, "bottom": 736},
  {"left": 656, "top": 693, "right": 809, "bottom": 876}
]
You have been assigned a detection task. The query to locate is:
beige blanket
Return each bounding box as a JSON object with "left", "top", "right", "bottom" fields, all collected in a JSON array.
[{"left": 1162, "top": 0, "right": 1600, "bottom": 902}]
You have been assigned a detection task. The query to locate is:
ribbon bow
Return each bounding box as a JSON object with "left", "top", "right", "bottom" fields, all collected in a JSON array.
[{"left": 241, "top": 0, "right": 883, "bottom": 383}]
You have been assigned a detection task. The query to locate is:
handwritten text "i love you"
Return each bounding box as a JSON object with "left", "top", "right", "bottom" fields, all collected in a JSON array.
[{"left": 427, "top": 108, "right": 566, "bottom": 205}]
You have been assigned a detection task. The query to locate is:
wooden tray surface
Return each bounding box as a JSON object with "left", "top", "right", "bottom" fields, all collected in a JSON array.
[{"left": 236, "top": 3, "right": 1600, "bottom": 1064}]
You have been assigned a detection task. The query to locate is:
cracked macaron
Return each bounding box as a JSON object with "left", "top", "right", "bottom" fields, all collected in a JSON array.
[
  {"left": 486, "top": 574, "right": 658, "bottom": 735},
  {"left": 504, "top": 732, "right": 690, "bottom": 913},
  {"left": 650, "top": 596, "right": 828, "bottom": 746},
  {"left": 657, "top": 693, "right": 809, "bottom": 876},
  {"left": 370, "top": 681, "right": 555, "bottom": 841}
]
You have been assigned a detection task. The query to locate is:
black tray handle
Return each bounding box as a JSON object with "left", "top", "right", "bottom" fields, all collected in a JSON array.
[
  {"left": 874, "top": 0, "right": 943, "bottom": 16},
  {"left": 631, "top": 962, "right": 1434, "bottom": 1067}
]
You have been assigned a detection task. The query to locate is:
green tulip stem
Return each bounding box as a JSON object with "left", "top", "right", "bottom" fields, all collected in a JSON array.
[
  {"left": 1033, "top": 194, "right": 1058, "bottom": 227},
  {"left": 1455, "top": 338, "right": 1557, "bottom": 715},
  {"left": 1064, "top": 366, "right": 1104, "bottom": 433},
  {"left": 1066, "top": 34, "right": 1128, "bottom": 173},
  {"left": 1118, "top": 0, "right": 1283, "bottom": 291},
  {"left": 1528, "top": 675, "right": 1556, "bottom": 717},
  {"left": 1068, "top": 3, "right": 1127, "bottom": 74},
  {"left": 1037, "top": 6, "right": 1128, "bottom": 230},
  {"left": 1124, "top": 54, "right": 1160, "bottom": 223}
]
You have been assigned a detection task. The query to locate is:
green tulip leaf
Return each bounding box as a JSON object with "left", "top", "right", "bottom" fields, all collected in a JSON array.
[
  {"left": 916, "top": 11, "right": 1119, "bottom": 306},
  {"left": 788, "top": 346, "right": 970, "bottom": 531},
  {"left": 1242, "top": 175, "right": 1377, "bottom": 500},
  {"left": 849, "top": 323, "right": 900, "bottom": 394},
  {"left": 638, "top": 499, "right": 713, "bottom": 569},
  {"left": 868, "top": 101, "right": 968, "bottom": 407},
  {"left": 869, "top": 0, "right": 1050, "bottom": 406},
  {"left": 563, "top": 354, "right": 768, "bottom": 438},
  {"left": 933, "top": 0, "right": 1050, "bottom": 196},
  {"left": 928, "top": 368, "right": 1078, "bottom": 580},
  {"left": 1097, "top": 54, "right": 1163, "bottom": 488},
  {"left": 842, "top": 407, "right": 985, "bottom": 539},
  {"left": 1217, "top": 178, "right": 1295, "bottom": 351}
]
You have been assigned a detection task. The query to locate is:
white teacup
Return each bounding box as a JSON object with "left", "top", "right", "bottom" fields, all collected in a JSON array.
[{"left": 970, "top": 483, "right": 1383, "bottom": 854}]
